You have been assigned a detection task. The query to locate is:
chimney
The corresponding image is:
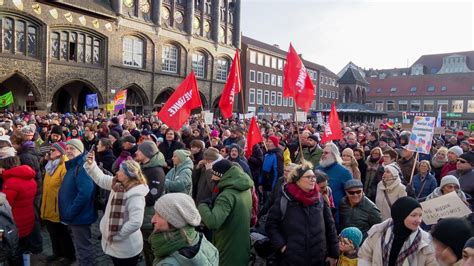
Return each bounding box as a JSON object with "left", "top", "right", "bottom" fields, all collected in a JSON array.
[{"left": 273, "top": 44, "right": 280, "bottom": 48}]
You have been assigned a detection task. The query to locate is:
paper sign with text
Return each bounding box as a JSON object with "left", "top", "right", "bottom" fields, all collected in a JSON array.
[
  {"left": 407, "top": 116, "right": 435, "bottom": 154},
  {"left": 296, "top": 111, "right": 307, "bottom": 122},
  {"left": 202, "top": 111, "right": 214, "bottom": 125},
  {"left": 316, "top": 112, "right": 323, "bottom": 124},
  {"left": 420, "top": 191, "right": 471, "bottom": 225}
]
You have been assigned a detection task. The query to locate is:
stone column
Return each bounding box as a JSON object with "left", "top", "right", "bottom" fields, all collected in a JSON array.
[
  {"left": 233, "top": 0, "right": 241, "bottom": 48},
  {"left": 151, "top": 0, "right": 162, "bottom": 26},
  {"left": 212, "top": 0, "right": 220, "bottom": 43},
  {"left": 186, "top": 0, "right": 195, "bottom": 35}
]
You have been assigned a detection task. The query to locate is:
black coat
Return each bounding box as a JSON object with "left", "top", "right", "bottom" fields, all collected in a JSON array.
[
  {"left": 265, "top": 187, "right": 339, "bottom": 266},
  {"left": 158, "top": 140, "right": 185, "bottom": 168},
  {"left": 95, "top": 149, "right": 116, "bottom": 173},
  {"left": 248, "top": 144, "right": 263, "bottom": 183},
  {"left": 82, "top": 137, "right": 97, "bottom": 153},
  {"left": 141, "top": 160, "right": 165, "bottom": 206}
]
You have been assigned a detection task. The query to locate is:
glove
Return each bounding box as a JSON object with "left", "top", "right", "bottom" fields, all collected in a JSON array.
[{"left": 200, "top": 197, "right": 214, "bottom": 208}]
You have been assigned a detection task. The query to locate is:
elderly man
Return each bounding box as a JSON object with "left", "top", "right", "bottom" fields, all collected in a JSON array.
[
  {"left": 397, "top": 146, "right": 419, "bottom": 183},
  {"left": 441, "top": 146, "right": 463, "bottom": 178},
  {"left": 338, "top": 179, "right": 381, "bottom": 239},
  {"left": 448, "top": 152, "right": 474, "bottom": 197}
]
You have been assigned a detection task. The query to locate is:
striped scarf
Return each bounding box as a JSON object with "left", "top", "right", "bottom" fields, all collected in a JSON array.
[
  {"left": 381, "top": 220, "right": 422, "bottom": 266},
  {"left": 108, "top": 178, "right": 127, "bottom": 242}
]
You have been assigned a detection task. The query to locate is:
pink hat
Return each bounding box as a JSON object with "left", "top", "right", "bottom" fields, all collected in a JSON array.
[{"left": 210, "top": 130, "right": 219, "bottom": 138}]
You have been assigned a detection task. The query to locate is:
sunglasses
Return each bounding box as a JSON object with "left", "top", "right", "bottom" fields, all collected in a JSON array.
[
  {"left": 457, "top": 159, "right": 469, "bottom": 164},
  {"left": 346, "top": 190, "right": 362, "bottom": 195}
]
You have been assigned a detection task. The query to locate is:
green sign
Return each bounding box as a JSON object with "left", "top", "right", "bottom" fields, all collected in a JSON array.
[
  {"left": 446, "top": 113, "right": 462, "bottom": 118},
  {"left": 470, "top": 123, "right": 474, "bottom": 131}
]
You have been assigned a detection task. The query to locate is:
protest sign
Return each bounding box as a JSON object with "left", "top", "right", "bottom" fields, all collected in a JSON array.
[
  {"left": 374, "top": 119, "right": 383, "bottom": 129},
  {"left": 316, "top": 112, "right": 323, "bottom": 124},
  {"left": 420, "top": 191, "right": 472, "bottom": 225},
  {"left": 296, "top": 111, "right": 307, "bottom": 122},
  {"left": 238, "top": 113, "right": 253, "bottom": 119},
  {"left": 407, "top": 116, "right": 435, "bottom": 154},
  {"left": 434, "top": 127, "right": 446, "bottom": 135},
  {"left": 202, "top": 111, "right": 214, "bottom": 125}
]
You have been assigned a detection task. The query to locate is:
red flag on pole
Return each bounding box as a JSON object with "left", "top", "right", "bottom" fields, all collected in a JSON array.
[
  {"left": 219, "top": 49, "right": 242, "bottom": 118},
  {"left": 158, "top": 72, "right": 202, "bottom": 130},
  {"left": 283, "top": 43, "right": 315, "bottom": 112},
  {"left": 320, "top": 102, "right": 343, "bottom": 144},
  {"left": 245, "top": 117, "right": 263, "bottom": 159}
]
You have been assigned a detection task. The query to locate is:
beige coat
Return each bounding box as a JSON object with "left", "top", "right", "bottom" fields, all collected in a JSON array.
[
  {"left": 375, "top": 178, "right": 407, "bottom": 221},
  {"left": 358, "top": 219, "right": 438, "bottom": 266}
]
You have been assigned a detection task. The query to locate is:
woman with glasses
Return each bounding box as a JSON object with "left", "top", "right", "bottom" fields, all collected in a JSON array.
[
  {"left": 265, "top": 161, "right": 339, "bottom": 266},
  {"left": 412, "top": 160, "right": 438, "bottom": 202},
  {"left": 375, "top": 165, "right": 407, "bottom": 221},
  {"left": 426, "top": 175, "right": 468, "bottom": 203}
]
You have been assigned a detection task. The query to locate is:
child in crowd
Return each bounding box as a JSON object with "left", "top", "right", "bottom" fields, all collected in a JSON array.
[{"left": 337, "top": 227, "right": 363, "bottom": 266}]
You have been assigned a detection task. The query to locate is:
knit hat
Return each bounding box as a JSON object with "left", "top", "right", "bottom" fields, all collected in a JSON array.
[
  {"left": 52, "top": 142, "right": 67, "bottom": 155},
  {"left": 291, "top": 163, "right": 314, "bottom": 183},
  {"left": 50, "top": 125, "right": 63, "bottom": 136},
  {"left": 108, "top": 131, "right": 120, "bottom": 140},
  {"left": 307, "top": 135, "right": 319, "bottom": 142},
  {"left": 67, "top": 139, "right": 84, "bottom": 153},
  {"left": 173, "top": 149, "right": 191, "bottom": 163},
  {"left": 138, "top": 140, "right": 158, "bottom": 159},
  {"left": 448, "top": 146, "right": 463, "bottom": 157},
  {"left": 460, "top": 152, "right": 474, "bottom": 166},
  {"left": 458, "top": 131, "right": 465, "bottom": 137},
  {"left": 431, "top": 218, "right": 473, "bottom": 261},
  {"left": 464, "top": 237, "right": 474, "bottom": 249},
  {"left": 0, "top": 147, "right": 16, "bottom": 159},
  {"left": 384, "top": 165, "right": 400, "bottom": 179},
  {"left": 267, "top": 135, "right": 279, "bottom": 147},
  {"left": 111, "top": 117, "right": 119, "bottom": 125},
  {"left": 21, "top": 125, "right": 35, "bottom": 136},
  {"left": 211, "top": 159, "right": 233, "bottom": 177},
  {"left": 203, "top": 147, "right": 219, "bottom": 161},
  {"left": 121, "top": 135, "right": 136, "bottom": 144},
  {"left": 340, "top": 227, "right": 363, "bottom": 248},
  {"left": 344, "top": 179, "right": 363, "bottom": 191},
  {"left": 440, "top": 175, "right": 460, "bottom": 189},
  {"left": 210, "top": 129, "right": 219, "bottom": 138},
  {"left": 153, "top": 193, "right": 201, "bottom": 229},
  {"left": 391, "top": 197, "right": 421, "bottom": 228}
]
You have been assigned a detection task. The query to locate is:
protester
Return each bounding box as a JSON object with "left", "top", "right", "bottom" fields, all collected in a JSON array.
[
  {"left": 95, "top": 138, "right": 117, "bottom": 173},
  {"left": 316, "top": 170, "right": 336, "bottom": 213},
  {"left": 365, "top": 147, "right": 382, "bottom": 200},
  {"left": 426, "top": 175, "right": 468, "bottom": 202},
  {"left": 431, "top": 217, "right": 473, "bottom": 266},
  {"left": 449, "top": 152, "right": 474, "bottom": 197},
  {"left": 192, "top": 147, "right": 221, "bottom": 204},
  {"left": 341, "top": 148, "right": 361, "bottom": 180},
  {"left": 353, "top": 147, "right": 367, "bottom": 185},
  {"left": 412, "top": 160, "right": 438, "bottom": 202},
  {"left": 165, "top": 149, "right": 193, "bottom": 195},
  {"left": 0, "top": 191, "right": 16, "bottom": 264},
  {"left": 296, "top": 134, "right": 322, "bottom": 167},
  {"left": 397, "top": 146, "right": 419, "bottom": 183},
  {"left": 109, "top": 131, "right": 122, "bottom": 158},
  {"left": 338, "top": 227, "right": 363, "bottom": 266},
  {"left": 376, "top": 165, "right": 407, "bottom": 221},
  {"left": 259, "top": 136, "right": 284, "bottom": 208},
  {"left": 441, "top": 146, "right": 463, "bottom": 178},
  {"left": 82, "top": 124, "right": 97, "bottom": 152},
  {"left": 158, "top": 128, "right": 185, "bottom": 172},
  {"left": 462, "top": 238, "right": 474, "bottom": 265},
  {"left": 121, "top": 135, "right": 138, "bottom": 158},
  {"left": 227, "top": 143, "right": 252, "bottom": 176},
  {"left": 190, "top": 139, "right": 205, "bottom": 166},
  {"left": 431, "top": 147, "right": 448, "bottom": 184}
]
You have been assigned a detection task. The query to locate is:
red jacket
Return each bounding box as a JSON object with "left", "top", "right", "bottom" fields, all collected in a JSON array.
[
  {"left": 1, "top": 165, "right": 37, "bottom": 238},
  {"left": 441, "top": 161, "right": 457, "bottom": 179}
]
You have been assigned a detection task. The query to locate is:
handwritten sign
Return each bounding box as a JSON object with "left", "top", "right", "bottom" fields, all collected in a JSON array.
[
  {"left": 296, "top": 111, "right": 307, "bottom": 122},
  {"left": 420, "top": 191, "right": 472, "bottom": 225},
  {"left": 316, "top": 112, "right": 323, "bottom": 124},
  {"left": 407, "top": 116, "right": 435, "bottom": 154},
  {"left": 202, "top": 111, "right": 214, "bottom": 125},
  {"left": 434, "top": 127, "right": 446, "bottom": 135}
]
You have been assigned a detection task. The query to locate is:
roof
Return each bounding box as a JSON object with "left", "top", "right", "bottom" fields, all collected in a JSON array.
[
  {"left": 49, "top": 0, "right": 116, "bottom": 18},
  {"left": 411, "top": 51, "right": 474, "bottom": 74},
  {"left": 367, "top": 72, "right": 474, "bottom": 97},
  {"left": 338, "top": 67, "right": 369, "bottom": 85},
  {"left": 318, "top": 103, "right": 384, "bottom": 114},
  {"left": 365, "top": 67, "right": 410, "bottom": 78}
]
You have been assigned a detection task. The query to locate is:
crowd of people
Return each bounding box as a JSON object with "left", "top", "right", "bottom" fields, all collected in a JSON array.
[{"left": 0, "top": 110, "right": 474, "bottom": 266}]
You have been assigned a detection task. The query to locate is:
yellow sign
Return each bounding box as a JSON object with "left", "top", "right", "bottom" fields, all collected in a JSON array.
[
  {"left": 32, "top": 4, "right": 41, "bottom": 14},
  {"left": 106, "top": 103, "right": 114, "bottom": 111}
]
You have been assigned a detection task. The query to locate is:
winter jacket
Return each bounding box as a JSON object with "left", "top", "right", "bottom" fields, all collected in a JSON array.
[
  {"left": 365, "top": 156, "right": 381, "bottom": 201},
  {"left": 58, "top": 154, "right": 97, "bottom": 225},
  {"left": 159, "top": 140, "right": 185, "bottom": 169},
  {"left": 84, "top": 161, "right": 149, "bottom": 258},
  {"left": 412, "top": 172, "right": 437, "bottom": 201},
  {"left": 358, "top": 219, "right": 437, "bottom": 266},
  {"left": 18, "top": 141, "right": 42, "bottom": 199},
  {"left": 112, "top": 140, "right": 122, "bottom": 158},
  {"left": 338, "top": 196, "right": 382, "bottom": 239},
  {"left": 155, "top": 233, "right": 219, "bottom": 266},
  {"left": 265, "top": 185, "right": 339, "bottom": 265},
  {"left": 1, "top": 165, "right": 37, "bottom": 238},
  {"left": 248, "top": 144, "right": 263, "bottom": 183},
  {"left": 357, "top": 158, "right": 368, "bottom": 186},
  {"left": 375, "top": 178, "right": 407, "bottom": 221},
  {"left": 198, "top": 165, "right": 253, "bottom": 266},
  {"left": 95, "top": 149, "right": 116, "bottom": 173},
  {"left": 82, "top": 136, "right": 97, "bottom": 153},
  {"left": 441, "top": 161, "right": 457, "bottom": 178},
  {"left": 41, "top": 157, "right": 67, "bottom": 223},
  {"left": 192, "top": 166, "right": 215, "bottom": 204},
  {"left": 297, "top": 146, "right": 323, "bottom": 167},
  {"left": 398, "top": 156, "right": 419, "bottom": 183},
  {"left": 109, "top": 124, "right": 123, "bottom": 137},
  {"left": 259, "top": 148, "right": 284, "bottom": 192},
  {"left": 165, "top": 157, "right": 193, "bottom": 195},
  {"left": 449, "top": 169, "right": 474, "bottom": 197}
]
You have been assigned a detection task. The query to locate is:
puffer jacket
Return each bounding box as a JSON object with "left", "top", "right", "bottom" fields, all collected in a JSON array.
[
  {"left": 41, "top": 157, "right": 68, "bottom": 223},
  {"left": 411, "top": 172, "right": 437, "bottom": 201},
  {"left": 375, "top": 178, "right": 407, "bottom": 221},
  {"left": 165, "top": 157, "right": 193, "bottom": 195},
  {"left": 1, "top": 165, "right": 37, "bottom": 238},
  {"left": 338, "top": 196, "right": 382, "bottom": 239}
]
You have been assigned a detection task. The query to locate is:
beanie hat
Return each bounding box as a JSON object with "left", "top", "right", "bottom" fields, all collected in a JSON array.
[
  {"left": 52, "top": 142, "right": 67, "bottom": 155},
  {"left": 448, "top": 146, "right": 463, "bottom": 157},
  {"left": 464, "top": 237, "right": 474, "bottom": 249},
  {"left": 267, "top": 135, "right": 279, "bottom": 147},
  {"left": 109, "top": 130, "right": 120, "bottom": 140},
  {"left": 67, "top": 139, "right": 84, "bottom": 153},
  {"left": 21, "top": 125, "right": 35, "bottom": 136},
  {"left": 203, "top": 147, "right": 219, "bottom": 161},
  {"left": 173, "top": 149, "right": 191, "bottom": 163},
  {"left": 111, "top": 117, "right": 119, "bottom": 125},
  {"left": 391, "top": 197, "right": 421, "bottom": 228},
  {"left": 344, "top": 179, "right": 363, "bottom": 191},
  {"left": 307, "top": 135, "right": 319, "bottom": 142},
  {"left": 384, "top": 165, "right": 400, "bottom": 179},
  {"left": 210, "top": 129, "right": 219, "bottom": 138},
  {"left": 121, "top": 135, "right": 136, "bottom": 144},
  {"left": 460, "top": 152, "right": 474, "bottom": 166},
  {"left": 340, "top": 227, "right": 363, "bottom": 248},
  {"left": 211, "top": 159, "right": 233, "bottom": 177},
  {"left": 154, "top": 193, "right": 201, "bottom": 229},
  {"left": 458, "top": 131, "right": 465, "bottom": 137},
  {"left": 50, "top": 125, "right": 63, "bottom": 136},
  {"left": 0, "top": 147, "right": 16, "bottom": 159},
  {"left": 440, "top": 175, "right": 460, "bottom": 189},
  {"left": 138, "top": 140, "right": 158, "bottom": 159},
  {"left": 431, "top": 218, "right": 473, "bottom": 260}
]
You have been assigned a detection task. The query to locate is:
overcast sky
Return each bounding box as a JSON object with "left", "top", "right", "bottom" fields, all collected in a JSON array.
[{"left": 241, "top": 0, "right": 474, "bottom": 74}]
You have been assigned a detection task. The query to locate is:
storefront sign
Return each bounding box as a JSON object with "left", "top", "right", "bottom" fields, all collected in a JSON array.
[{"left": 446, "top": 113, "right": 462, "bottom": 118}]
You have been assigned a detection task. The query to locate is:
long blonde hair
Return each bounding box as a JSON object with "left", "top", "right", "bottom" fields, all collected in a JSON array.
[{"left": 120, "top": 160, "right": 147, "bottom": 189}]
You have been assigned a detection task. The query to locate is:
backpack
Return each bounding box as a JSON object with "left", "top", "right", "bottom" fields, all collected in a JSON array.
[{"left": 0, "top": 201, "right": 19, "bottom": 262}]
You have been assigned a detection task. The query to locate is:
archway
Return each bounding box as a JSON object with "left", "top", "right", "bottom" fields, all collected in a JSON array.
[
  {"left": 212, "top": 96, "right": 222, "bottom": 117},
  {"left": 120, "top": 85, "right": 147, "bottom": 114},
  {"left": 154, "top": 88, "right": 174, "bottom": 111},
  {"left": 0, "top": 73, "right": 41, "bottom": 111},
  {"left": 52, "top": 80, "right": 102, "bottom": 113}
]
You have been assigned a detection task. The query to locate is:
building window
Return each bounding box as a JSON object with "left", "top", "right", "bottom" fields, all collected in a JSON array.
[
  {"left": 277, "top": 92, "right": 282, "bottom": 106},
  {"left": 256, "top": 89, "right": 263, "bottom": 104},
  {"left": 366, "top": 101, "right": 373, "bottom": 108},
  {"left": 51, "top": 32, "right": 60, "bottom": 59},
  {"left": 123, "top": 36, "right": 144, "bottom": 68},
  {"left": 467, "top": 100, "right": 474, "bottom": 113},
  {"left": 249, "top": 70, "right": 255, "bottom": 82},
  {"left": 271, "top": 74, "right": 276, "bottom": 86},
  {"left": 390, "top": 87, "right": 397, "bottom": 93},
  {"left": 289, "top": 97, "right": 294, "bottom": 107},
  {"left": 249, "top": 50, "right": 256, "bottom": 64},
  {"left": 452, "top": 100, "right": 463, "bottom": 113},
  {"left": 410, "top": 87, "right": 417, "bottom": 93},
  {"left": 1, "top": 17, "right": 38, "bottom": 58},
  {"left": 162, "top": 44, "right": 178, "bottom": 73},
  {"left": 264, "top": 90, "right": 270, "bottom": 105},
  {"left": 257, "top": 72, "right": 263, "bottom": 83},
  {"left": 271, "top": 57, "right": 277, "bottom": 69},
  {"left": 249, "top": 88, "right": 255, "bottom": 104},
  {"left": 264, "top": 55, "right": 271, "bottom": 67},
  {"left": 278, "top": 59, "right": 283, "bottom": 70},
  {"left": 271, "top": 91, "right": 276, "bottom": 106},
  {"left": 192, "top": 52, "right": 206, "bottom": 78},
  {"left": 376, "top": 88, "right": 382, "bottom": 93},
  {"left": 441, "top": 86, "right": 447, "bottom": 91},
  {"left": 277, "top": 76, "right": 282, "bottom": 87},
  {"left": 375, "top": 101, "right": 384, "bottom": 111},
  {"left": 216, "top": 58, "right": 229, "bottom": 81},
  {"left": 336, "top": 92, "right": 338, "bottom": 99},
  {"left": 423, "top": 100, "right": 434, "bottom": 112},
  {"left": 51, "top": 29, "right": 102, "bottom": 65},
  {"left": 386, "top": 100, "right": 395, "bottom": 112},
  {"left": 398, "top": 100, "right": 408, "bottom": 111},
  {"left": 410, "top": 100, "right": 421, "bottom": 112},
  {"left": 257, "top": 53, "right": 264, "bottom": 65},
  {"left": 331, "top": 91, "right": 335, "bottom": 98},
  {"left": 427, "top": 85, "right": 435, "bottom": 92},
  {"left": 264, "top": 73, "right": 270, "bottom": 85},
  {"left": 437, "top": 100, "right": 448, "bottom": 112},
  {"left": 283, "top": 97, "right": 288, "bottom": 106},
  {"left": 319, "top": 103, "right": 324, "bottom": 109}
]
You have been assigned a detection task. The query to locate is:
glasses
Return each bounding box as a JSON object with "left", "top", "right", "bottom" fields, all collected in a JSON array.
[
  {"left": 50, "top": 149, "right": 58, "bottom": 153},
  {"left": 301, "top": 175, "right": 317, "bottom": 181},
  {"left": 346, "top": 190, "right": 362, "bottom": 195},
  {"left": 458, "top": 159, "right": 469, "bottom": 164}
]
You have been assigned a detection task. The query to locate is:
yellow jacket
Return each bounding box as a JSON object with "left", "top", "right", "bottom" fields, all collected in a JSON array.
[
  {"left": 283, "top": 148, "right": 291, "bottom": 166},
  {"left": 41, "top": 157, "right": 68, "bottom": 223},
  {"left": 337, "top": 255, "right": 357, "bottom": 266}
]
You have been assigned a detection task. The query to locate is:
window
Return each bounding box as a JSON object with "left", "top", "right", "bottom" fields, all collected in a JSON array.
[
  {"left": 192, "top": 52, "right": 206, "bottom": 78},
  {"left": 216, "top": 58, "right": 229, "bottom": 81},
  {"left": 441, "top": 86, "right": 447, "bottom": 91},
  {"left": 410, "top": 100, "right": 421, "bottom": 112},
  {"left": 257, "top": 72, "right": 263, "bottom": 83},
  {"left": 51, "top": 29, "right": 102, "bottom": 64},
  {"left": 264, "top": 90, "right": 270, "bottom": 105},
  {"left": 331, "top": 91, "right": 335, "bottom": 99},
  {"left": 271, "top": 74, "right": 276, "bottom": 86},
  {"left": 249, "top": 50, "right": 256, "bottom": 64},
  {"left": 366, "top": 101, "right": 373, "bottom": 108},
  {"left": 452, "top": 100, "right": 463, "bottom": 113},
  {"left": 271, "top": 91, "right": 276, "bottom": 106},
  {"left": 289, "top": 97, "right": 294, "bottom": 107},
  {"left": 375, "top": 101, "right": 384, "bottom": 111},
  {"left": 1, "top": 17, "right": 38, "bottom": 58},
  {"left": 264, "top": 55, "right": 271, "bottom": 67},
  {"left": 410, "top": 87, "right": 417, "bottom": 93},
  {"left": 398, "top": 100, "right": 408, "bottom": 112},
  {"left": 277, "top": 76, "right": 282, "bottom": 87},
  {"left": 427, "top": 85, "right": 435, "bottom": 92},
  {"left": 271, "top": 57, "right": 277, "bottom": 69},
  {"left": 256, "top": 89, "right": 263, "bottom": 104},
  {"left": 386, "top": 100, "right": 395, "bottom": 112},
  {"left": 437, "top": 100, "right": 448, "bottom": 112},
  {"left": 468, "top": 100, "right": 474, "bottom": 113},
  {"left": 390, "top": 87, "right": 397, "bottom": 93},
  {"left": 277, "top": 59, "right": 283, "bottom": 70},
  {"left": 423, "top": 100, "right": 434, "bottom": 112},
  {"left": 162, "top": 44, "right": 178, "bottom": 73},
  {"left": 376, "top": 88, "right": 382, "bottom": 93},
  {"left": 249, "top": 88, "right": 255, "bottom": 104},
  {"left": 319, "top": 103, "right": 324, "bottom": 110},
  {"left": 277, "top": 92, "right": 282, "bottom": 106},
  {"left": 264, "top": 73, "right": 270, "bottom": 84},
  {"left": 51, "top": 32, "right": 60, "bottom": 59},
  {"left": 335, "top": 92, "right": 338, "bottom": 99},
  {"left": 123, "top": 36, "right": 144, "bottom": 68},
  {"left": 257, "top": 53, "right": 264, "bottom": 65},
  {"left": 249, "top": 70, "right": 255, "bottom": 82},
  {"left": 283, "top": 97, "right": 288, "bottom": 106}
]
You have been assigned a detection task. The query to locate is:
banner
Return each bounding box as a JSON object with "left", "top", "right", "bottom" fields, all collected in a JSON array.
[
  {"left": 0, "top": 91, "right": 13, "bottom": 108},
  {"left": 296, "top": 111, "right": 307, "bottom": 122},
  {"left": 85, "top": 93, "right": 99, "bottom": 109},
  {"left": 316, "top": 112, "right": 323, "bottom": 124},
  {"left": 113, "top": 90, "right": 127, "bottom": 113},
  {"left": 407, "top": 116, "right": 435, "bottom": 154},
  {"left": 420, "top": 191, "right": 472, "bottom": 225},
  {"left": 219, "top": 49, "right": 242, "bottom": 118},
  {"left": 320, "top": 102, "right": 343, "bottom": 144}
]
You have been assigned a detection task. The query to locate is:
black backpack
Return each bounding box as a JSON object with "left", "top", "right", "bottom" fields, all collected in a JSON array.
[{"left": 0, "top": 200, "right": 19, "bottom": 262}]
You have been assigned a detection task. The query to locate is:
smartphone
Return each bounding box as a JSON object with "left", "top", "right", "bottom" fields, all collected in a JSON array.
[{"left": 89, "top": 144, "right": 95, "bottom": 152}]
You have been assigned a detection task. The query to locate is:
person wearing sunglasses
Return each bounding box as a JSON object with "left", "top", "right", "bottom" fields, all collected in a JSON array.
[
  {"left": 445, "top": 152, "right": 474, "bottom": 198},
  {"left": 339, "top": 179, "right": 381, "bottom": 239}
]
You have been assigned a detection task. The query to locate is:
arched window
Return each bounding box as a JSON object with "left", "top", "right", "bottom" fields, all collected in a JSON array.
[
  {"left": 192, "top": 52, "right": 206, "bottom": 79},
  {"left": 162, "top": 44, "right": 178, "bottom": 73},
  {"left": 216, "top": 58, "right": 229, "bottom": 81},
  {"left": 51, "top": 29, "right": 103, "bottom": 65},
  {"left": 1, "top": 16, "right": 38, "bottom": 58},
  {"left": 122, "top": 36, "right": 144, "bottom": 68}
]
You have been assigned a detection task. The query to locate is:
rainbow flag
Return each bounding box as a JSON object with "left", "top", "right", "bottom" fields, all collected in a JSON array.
[{"left": 113, "top": 90, "right": 127, "bottom": 113}]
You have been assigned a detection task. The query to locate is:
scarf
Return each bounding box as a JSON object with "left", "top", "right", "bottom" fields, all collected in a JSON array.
[
  {"left": 148, "top": 226, "right": 197, "bottom": 263},
  {"left": 45, "top": 158, "right": 61, "bottom": 176},
  {"left": 108, "top": 177, "right": 131, "bottom": 242},
  {"left": 381, "top": 220, "right": 421, "bottom": 266},
  {"left": 286, "top": 182, "right": 320, "bottom": 207},
  {"left": 431, "top": 156, "right": 447, "bottom": 169}
]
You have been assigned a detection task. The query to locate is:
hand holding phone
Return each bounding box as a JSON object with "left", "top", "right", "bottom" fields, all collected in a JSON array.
[{"left": 86, "top": 151, "right": 95, "bottom": 166}]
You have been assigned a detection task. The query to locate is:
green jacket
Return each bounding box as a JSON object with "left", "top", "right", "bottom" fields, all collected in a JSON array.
[
  {"left": 165, "top": 157, "right": 193, "bottom": 195},
  {"left": 298, "top": 146, "right": 323, "bottom": 167},
  {"left": 198, "top": 165, "right": 253, "bottom": 266}
]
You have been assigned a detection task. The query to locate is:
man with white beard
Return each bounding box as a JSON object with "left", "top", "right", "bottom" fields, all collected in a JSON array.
[{"left": 317, "top": 142, "right": 353, "bottom": 226}]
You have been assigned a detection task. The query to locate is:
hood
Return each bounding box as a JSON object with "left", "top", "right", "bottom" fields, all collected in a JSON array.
[
  {"left": 3, "top": 165, "right": 36, "bottom": 181},
  {"left": 126, "top": 183, "right": 149, "bottom": 198},
  {"left": 217, "top": 165, "right": 254, "bottom": 191},
  {"left": 142, "top": 152, "right": 166, "bottom": 169},
  {"left": 175, "top": 157, "right": 194, "bottom": 172}
]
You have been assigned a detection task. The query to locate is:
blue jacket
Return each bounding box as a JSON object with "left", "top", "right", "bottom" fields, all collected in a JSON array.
[
  {"left": 59, "top": 154, "right": 97, "bottom": 225},
  {"left": 412, "top": 172, "right": 437, "bottom": 201}
]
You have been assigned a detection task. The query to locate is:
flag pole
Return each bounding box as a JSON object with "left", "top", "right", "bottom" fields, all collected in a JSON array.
[
  {"left": 294, "top": 104, "right": 305, "bottom": 163},
  {"left": 408, "top": 151, "right": 419, "bottom": 184},
  {"left": 240, "top": 88, "right": 248, "bottom": 133}
]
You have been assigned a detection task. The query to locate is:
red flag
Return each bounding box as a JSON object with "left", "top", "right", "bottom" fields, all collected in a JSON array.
[
  {"left": 245, "top": 117, "right": 263, "bottom": 159},
  {"left": 158, "top": 72, "right": 202, "bottom": 130},
  {"left": 320, "top": 102, "right": 343, "bottom": 144},
  {"left": 283, "top": 43, "right": 315, "bottom": 112},
  {"left": 219, "top": 49, "right": 242, "bottom": 118}
]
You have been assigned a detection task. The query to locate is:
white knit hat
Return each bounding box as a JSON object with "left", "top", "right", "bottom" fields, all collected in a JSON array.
[
  {"left": 448, "top": 146, "right": 463, "bottom": 157},
  {"left": 440, "top": 175, "right": 460, "bottom": 189},
  {"left": 384, "top": 164, "right": 400, "bottom": 179},
  {"left": 154, "top": 193, "right": 201, "bottom": 229}
]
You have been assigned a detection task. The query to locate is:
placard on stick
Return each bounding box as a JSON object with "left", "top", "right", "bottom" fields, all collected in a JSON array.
[
  {"left": 202, "top": 111, "right": 214, "bottom": 125},
  {"left": 407, "top": 116, "right": 435, "bottom": 154},
  {"left": 296, "top": 111, "right": 307, "bottom": 122},
  {"left": 420, "top": 191, "right": 472, "bottom": 225}
]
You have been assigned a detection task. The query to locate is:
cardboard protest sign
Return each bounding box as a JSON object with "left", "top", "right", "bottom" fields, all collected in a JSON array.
[
  {"left": 420, "top": 191, "right": 472, "bottom": 225},
  {"left": 407, "top": 116, "right": 435, "bottom": 154},
  {"left": 202, "top": 111, "right": 214, "bottom": 125},
  {"left": 296, "top": 111, "right": 307, "bottom": 122},
  {"left": 316, "top": 112, "right": 323, "bottom": 124},
  {"left": 434, "top": 127, "right": 446, "bottom": 135}
]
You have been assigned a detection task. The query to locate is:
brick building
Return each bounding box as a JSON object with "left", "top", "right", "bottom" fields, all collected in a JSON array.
[{"left": 0, "top": 0, "right": 240, "bottom": 113}]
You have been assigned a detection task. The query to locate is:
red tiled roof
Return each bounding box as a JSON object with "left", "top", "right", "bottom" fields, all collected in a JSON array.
[
  {"left": 367, "top": 72, "right": 474, "bottom": 97},
  {"left": 412, "top": 51, "right": 474, "bottom": 73}
]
